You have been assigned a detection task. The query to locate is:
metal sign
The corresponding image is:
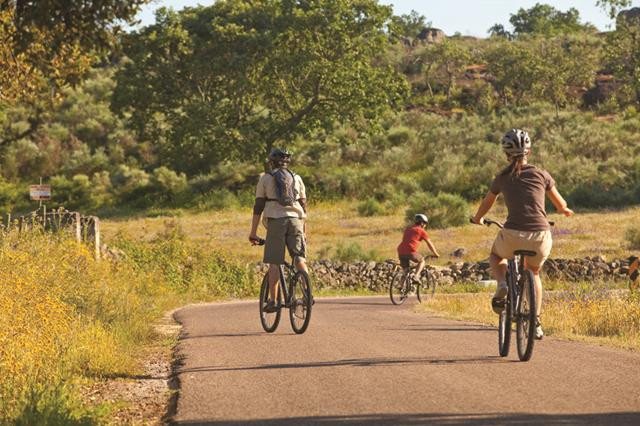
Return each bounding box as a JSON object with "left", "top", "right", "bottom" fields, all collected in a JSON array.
[{"left": 29, "top": 184, "right": 51, "bottom": 201}]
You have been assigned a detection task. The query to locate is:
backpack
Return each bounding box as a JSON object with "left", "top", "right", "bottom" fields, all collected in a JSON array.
[{"left": 268, "top": 168, "right": 299, "bottom": 206}]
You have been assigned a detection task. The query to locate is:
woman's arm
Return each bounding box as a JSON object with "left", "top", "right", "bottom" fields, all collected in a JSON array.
[
  {"left": 472, "top": 191, "right": 498, "bottom": 224},
  {"left": 547, "top": 186, "right": 574, "bottom": 217}
]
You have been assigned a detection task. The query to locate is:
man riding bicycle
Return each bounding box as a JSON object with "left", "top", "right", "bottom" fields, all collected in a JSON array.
[
  {"left": 249, "top": 148, "right": 308, "bottom": 313},
  {"left": 397, "top": 214, "right": 440, "bottom": 282},
  {"left": 471, "top": 129, "right": 573, "bottom": 339}
]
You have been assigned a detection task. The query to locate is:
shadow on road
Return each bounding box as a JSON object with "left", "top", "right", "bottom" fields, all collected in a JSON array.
[
  {"left": 173, "top": 411, "right": 640, "bottom": 425},
  {"left": 180, "top": 332, "right": 265, "bottom": 340},
  {"left": 177, "top": 355, "right": 513, "bottom": 374}
]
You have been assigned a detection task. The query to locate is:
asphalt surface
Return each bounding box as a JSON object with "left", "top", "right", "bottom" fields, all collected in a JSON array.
[{"left": 171, "top": 296, "right": 640, "bottom": 425}]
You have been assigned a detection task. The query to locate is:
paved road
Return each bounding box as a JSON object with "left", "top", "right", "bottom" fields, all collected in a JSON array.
[{"left": 171, "top": 297, "right": 640, "bottom": 425}]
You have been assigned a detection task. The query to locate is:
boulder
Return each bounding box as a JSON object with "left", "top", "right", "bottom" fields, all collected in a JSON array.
[{"left": 415, "top": 27, "right": 446, "bottom": 44}]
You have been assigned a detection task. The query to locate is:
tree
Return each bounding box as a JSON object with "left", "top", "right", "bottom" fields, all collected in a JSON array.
[
  {"left": 488, "top": 3, "right": 594, "bottom": 38},
  {"left": 533, "top": 35, "right": 602, "bottom": 114},
  {"left": 388, "top": 10, "right": 429, "bottom": 39},
  {"left": 0, "top": 0, "right": 149, "bottom": 146},
  {"left": 605, "top": 13, "right": 640, "bottom": 104},
  {"left": 596, "top": 0, "right": 632, "bottom": 18},
  {"left": 112, "top": 0, "right": 408, "bottom": 174},
  {"left": 420, "top": 39, "right": 470, "bottom": 101}
]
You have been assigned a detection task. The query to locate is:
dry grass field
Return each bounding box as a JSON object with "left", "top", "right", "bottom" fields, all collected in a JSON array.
[{"left": 102, "top": 201, "right": 640, "bottom": 264}]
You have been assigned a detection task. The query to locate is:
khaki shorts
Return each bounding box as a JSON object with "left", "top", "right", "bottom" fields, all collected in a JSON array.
[
  {"left": 264, "top": 217, "right": 306, "bottom": 265},
  {"left": 492, "top": 228, "right": 552, "bottom": 268},
  {"left": 399, "top": 253, "right": 423, "bottom": 268}
]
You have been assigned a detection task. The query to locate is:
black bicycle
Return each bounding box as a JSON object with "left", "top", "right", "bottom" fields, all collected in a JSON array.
[
  {"left": 252, "top": 238, "right": 313, "bottom": 334},
  {"left": 472, "top": 218, "right": 543, "bottom": 361},
  {"left": 389, "top": 256, "right": 437, "bottom": 305}
]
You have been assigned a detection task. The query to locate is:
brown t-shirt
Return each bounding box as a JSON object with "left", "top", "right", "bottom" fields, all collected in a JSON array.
[{"left": 490, "top": 164, "right": 555, "bottom": 232}]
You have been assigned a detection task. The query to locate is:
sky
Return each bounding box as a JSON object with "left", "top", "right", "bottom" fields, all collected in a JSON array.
[{"left": 133, "top": 0, "right": 635, "bottom": 36}]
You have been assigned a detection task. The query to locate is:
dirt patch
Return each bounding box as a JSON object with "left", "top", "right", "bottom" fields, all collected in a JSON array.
[{"left": 83, "top": 311, "right": 181, "bottom": 425}]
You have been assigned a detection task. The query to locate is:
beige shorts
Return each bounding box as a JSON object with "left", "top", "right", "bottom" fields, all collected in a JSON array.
[
  {"left": 492, "top": 228, "right": 552, "bottom": 268},
  {"left": 264, "top": 217, "right": 306, "bottom": 265}
]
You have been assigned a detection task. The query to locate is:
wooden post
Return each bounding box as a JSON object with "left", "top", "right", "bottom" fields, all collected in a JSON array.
[
  {"left": 74, "top": 212, "right": 81, "bottom": 242},
  {"left": 91, "top": 217, "right": 101, "bottom": 260}
]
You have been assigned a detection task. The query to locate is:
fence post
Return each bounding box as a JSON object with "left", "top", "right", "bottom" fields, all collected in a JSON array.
[
  {"left": 91, "top": 217, "right": 101, "bottom": 260},
  {"left": 74, "top": 212, "right": 81, "bottom": 242}
]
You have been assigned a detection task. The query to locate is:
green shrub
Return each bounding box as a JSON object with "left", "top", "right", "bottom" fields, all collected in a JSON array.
[
  {"left": 357, "top": 197, "right": 385, "bottom": 217},
  {"left": 625, "top": 226, "right": 640, "bottom": 250},
  {"left": 405, "top": 192, "right": 469, "bottom": 229},
  {"left": 333, "top": 242, "right": 380, "bottom": 262}
]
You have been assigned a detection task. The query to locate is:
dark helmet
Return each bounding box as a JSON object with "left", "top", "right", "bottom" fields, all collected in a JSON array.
[{"left": 268, "top": 148, "right": 292, "bottom": 168}]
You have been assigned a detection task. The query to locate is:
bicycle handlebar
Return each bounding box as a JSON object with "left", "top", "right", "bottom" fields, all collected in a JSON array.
[{"left": 250, "top": 237, "right": 266, "bottom": 246}]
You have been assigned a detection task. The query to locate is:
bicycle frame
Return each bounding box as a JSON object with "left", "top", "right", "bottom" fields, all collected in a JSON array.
[{"left": 273, "top": 262, "right": 294, "bottom": 307}]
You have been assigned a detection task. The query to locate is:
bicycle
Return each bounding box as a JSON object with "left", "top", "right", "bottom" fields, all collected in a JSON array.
[
  {"left": 472, "top": 218, "right": 551, "bottom": 361},
  {"left": 251, "top": 238, "right": 313, "bottom": 334},
  {"left": 389, "top": 256, "right": 437, "bottom": 305}
]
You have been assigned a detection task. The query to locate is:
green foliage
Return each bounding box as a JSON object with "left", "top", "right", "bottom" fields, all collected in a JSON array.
[
  {"left": 625, "top": 226, "right": 640, "bottom": 250},
  {"left": 113, "top": 0, "right": 408, "bottom": 173},
  {"left": 605, "top": 15, "right": 640, "bottom": 105},
  {"left": 333, "top": 242, "right": 380, "bottom": 262},
  {"left": 357, "top": 198, "right": 385, "bottom": 217},
  {"left": 405, "top": 192, "right": 469, "bottom": 229},
  {"left": 389, "top": 10, "right": 429, "bottom": 39},
  {"left": 508, "top": 3, "right": 594, "bottom": 37}
]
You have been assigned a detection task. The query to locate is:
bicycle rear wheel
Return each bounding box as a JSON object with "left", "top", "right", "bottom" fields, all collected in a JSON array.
[
  {"left": 259, "top": 273, "right": 281, "bottom": 333},
  {"left": 390, "top": 270, "right": 409, "bottom": 305},
  {"left": 516, "top": 270, "right": 537, "bottom": 361},
  {"left": 289, "top": 270, "right": 313, "bottom": 334}
]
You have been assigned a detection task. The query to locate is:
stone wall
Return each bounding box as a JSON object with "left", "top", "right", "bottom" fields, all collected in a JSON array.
[{"left": 256, "top": 256, "right": 634, "bottom": 292}]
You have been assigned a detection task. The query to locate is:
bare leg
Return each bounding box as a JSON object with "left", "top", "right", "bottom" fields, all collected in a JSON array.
[
  {"left": 414, "top": 259, "right": 426, "bottom": 278},
  {"left": 490, "top": 253, "right": 507, "bottom": 283},
  {"left": 268, "top": 264, "right": 280, "bottom": 301},
  {"left": 294, "top": 257, "right": 308, "bottom": 274}
]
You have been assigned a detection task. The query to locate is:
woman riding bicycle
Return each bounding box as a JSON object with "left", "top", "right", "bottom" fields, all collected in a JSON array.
[{"left": 471, "top": 129, "right": 573, "bottom": 340}]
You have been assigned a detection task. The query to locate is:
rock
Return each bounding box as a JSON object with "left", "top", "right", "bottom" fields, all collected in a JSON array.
[
  {"left": 451, "top": 248, "right": 467, "bottom": 258},
  {"left": 618, "top": 7, "right": 640, "bottom": 25},
  {"left": 415, "top": 27, "right": 446, "bottom": 44}
]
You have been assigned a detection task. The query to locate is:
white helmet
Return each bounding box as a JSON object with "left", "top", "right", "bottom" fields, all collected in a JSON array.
[
  {"left": 414, "top": 214, "right": 429, "bottom": 224},
  {"left": 501, "top": 129, "right": 531, "bottom": 157}
]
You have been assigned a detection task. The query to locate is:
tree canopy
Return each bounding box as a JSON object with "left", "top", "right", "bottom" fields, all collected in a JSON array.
[
  {"left": 489, "top": 3, "right": 595, "bottom": 38},
  {"left": 113, "top": 0, "right": 408, "bottom": 174}
]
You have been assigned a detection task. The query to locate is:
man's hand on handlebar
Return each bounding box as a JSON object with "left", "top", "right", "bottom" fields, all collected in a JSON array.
[
  {"left": 470, "top": 216, "right": 485, "bottom": 225},
  {"left": 249, "top": 235, "right": 265, "bottom": 246}
]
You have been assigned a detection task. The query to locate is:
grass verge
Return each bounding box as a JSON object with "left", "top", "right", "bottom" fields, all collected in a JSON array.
[
  {"left": 0, "top": 229, "right": 256, "bottom": 424},
  {"left": 417, "top": 283, "right": 640, "bottom": 352}
]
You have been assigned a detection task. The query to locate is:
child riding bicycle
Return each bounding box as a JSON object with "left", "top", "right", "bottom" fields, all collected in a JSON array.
[
  {"left": 397, "top": 214, "right": 440, "bottom": 282},
  {"left": 471, "top": 129, "right": 574, "bottom": 340}
]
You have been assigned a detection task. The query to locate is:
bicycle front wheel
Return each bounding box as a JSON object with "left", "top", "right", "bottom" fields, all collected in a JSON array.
[
  {"left": 289, "top": 270, "right": 313, "bottom": 334},
  {"left": 390, "top": 270, "right": 409, "bottom": 305},
  {"left": 259, "top": 273, "right": 281, "bottom": 333},
  {"left": 516, "top": 270, "right": 537, "bottom": 361},
  {"left": 498, "top": 305, "right": 512, "bottom": 357}
]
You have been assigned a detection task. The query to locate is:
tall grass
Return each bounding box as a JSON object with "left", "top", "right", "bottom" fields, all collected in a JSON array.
[{"left": 0, "top": 230, "right": 255, "bottom": 424}]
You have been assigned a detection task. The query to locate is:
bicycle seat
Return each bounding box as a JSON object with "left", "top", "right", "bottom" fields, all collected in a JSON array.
[{"left": 514, "top": 250, "right": 537, "bottom": 257}]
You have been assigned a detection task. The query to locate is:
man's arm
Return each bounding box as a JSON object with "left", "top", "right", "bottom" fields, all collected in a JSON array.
[
  {"left": 472, "top": 191, "right": 498, "bottom": 224},
  {"left": 249, "top": 197, "right": 266, "bottom": 241}
]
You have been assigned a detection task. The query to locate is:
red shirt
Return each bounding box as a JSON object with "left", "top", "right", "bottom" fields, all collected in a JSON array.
[{"left": 397, "top": 225, "right": 429, "bottom": 255}]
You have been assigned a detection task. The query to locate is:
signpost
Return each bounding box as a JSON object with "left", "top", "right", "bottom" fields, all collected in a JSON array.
[{"left": 29, "top": 184, "right": 51, "bottom": 201}]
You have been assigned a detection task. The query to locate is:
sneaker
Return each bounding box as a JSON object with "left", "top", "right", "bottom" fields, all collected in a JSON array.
[
  {"left": 491, "top": 281, "right": 508, "bottom": 314},
  {"left": 411, "top": 274, "right": 422, "bottom": 284},
  {"left": 535, "top": 319, "right": 544, "bottom": 340},
  {"left": 264, "top": 300, "right": 278, "bottom": 313}
]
